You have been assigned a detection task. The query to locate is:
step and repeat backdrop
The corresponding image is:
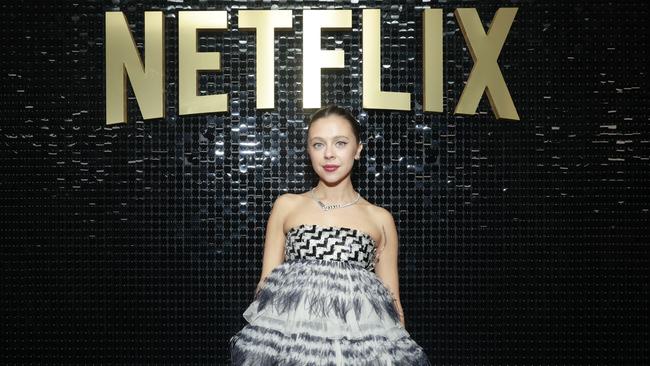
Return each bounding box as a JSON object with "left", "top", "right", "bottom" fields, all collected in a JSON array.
[{"left": 1, "top": 0, "right": 648, "bottom": 364}]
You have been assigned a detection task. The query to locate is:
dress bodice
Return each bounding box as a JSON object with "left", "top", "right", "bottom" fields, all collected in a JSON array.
[{"left": 284, "top": 224, "right": 377, "bottom": 271}]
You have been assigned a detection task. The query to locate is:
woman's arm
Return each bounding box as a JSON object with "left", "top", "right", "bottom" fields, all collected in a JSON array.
[
  {"left": 374, "top": 208, "right": 405, "bottom": 327},
  {"left": 255, "top": 193, "right": 292, "bottom": 298}
]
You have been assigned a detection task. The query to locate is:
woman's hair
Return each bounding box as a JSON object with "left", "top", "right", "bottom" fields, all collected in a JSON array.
[{"left": 306, "top": 105, "right": 361, "bottom": 146}]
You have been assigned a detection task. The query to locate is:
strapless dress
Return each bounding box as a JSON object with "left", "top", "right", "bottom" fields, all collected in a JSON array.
[{"left": 229, "top": 224, "right": 430, "bottom": 365}]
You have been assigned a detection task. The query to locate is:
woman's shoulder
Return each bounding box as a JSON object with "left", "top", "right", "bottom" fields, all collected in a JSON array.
[
  {"left": 278, "top": 191, "right": 315, "bottom": 202},
  {"left": 272, "top": 192, "right": 299, "bottom": 207},
  {"left": 272, "top": 192, "right": 312, "bottom": 210},
  {"left": 366, "top": 202, "right": 393, "bottom": 223}
]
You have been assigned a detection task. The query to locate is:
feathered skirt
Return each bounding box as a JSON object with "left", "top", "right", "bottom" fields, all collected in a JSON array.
[{"left": 229, "top": 258, "right": 430, "bottom": 365}]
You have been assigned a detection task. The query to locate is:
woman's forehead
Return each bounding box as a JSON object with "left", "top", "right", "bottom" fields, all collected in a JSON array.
[{"left": 309, "top": 115, "right": 353, "bottom": 135}]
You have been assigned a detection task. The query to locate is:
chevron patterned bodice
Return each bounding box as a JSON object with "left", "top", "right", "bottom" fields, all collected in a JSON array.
[{"left": 284, "top": 224, "right": 378, "bottom": 271}]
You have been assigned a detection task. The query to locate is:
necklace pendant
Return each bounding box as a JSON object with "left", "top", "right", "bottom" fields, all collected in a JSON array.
[
  {"left": 318, "top": 201, "right": 336, "bottom": 211},
  {"left": 311, "top": 187, "right": 360, "bottom": 212}
]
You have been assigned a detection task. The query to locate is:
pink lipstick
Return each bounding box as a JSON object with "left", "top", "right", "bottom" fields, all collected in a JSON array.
[{"left": 323, "top": 165, "right": 339, "bottom": 172}]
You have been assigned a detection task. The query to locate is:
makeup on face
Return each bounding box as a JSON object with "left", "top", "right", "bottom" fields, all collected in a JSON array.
[{"left": 307, "top": 115, "right": 361, "bottom": 178}]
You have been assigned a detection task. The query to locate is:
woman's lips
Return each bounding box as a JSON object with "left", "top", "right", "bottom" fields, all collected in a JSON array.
[{"left": 323, "top": 165, "right": 339, "bottom": 172}]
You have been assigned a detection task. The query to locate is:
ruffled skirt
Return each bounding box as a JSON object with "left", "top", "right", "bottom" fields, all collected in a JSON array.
[{"left": 229, "top": 258, "right": 430, "bottom": 365}]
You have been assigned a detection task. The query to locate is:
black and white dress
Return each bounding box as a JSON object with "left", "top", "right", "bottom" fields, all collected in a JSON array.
[{"left": 229, "top": 224, "right": 430, "bottom": 365}]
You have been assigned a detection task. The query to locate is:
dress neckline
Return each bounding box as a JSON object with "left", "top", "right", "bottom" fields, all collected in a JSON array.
[{"left": 285, "top": 223, "right": 378, "bottom": 246}]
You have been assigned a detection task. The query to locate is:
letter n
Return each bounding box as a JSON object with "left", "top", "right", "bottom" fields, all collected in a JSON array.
[{"left": 105, "top": 11, "right": 164, "bottom": 125}]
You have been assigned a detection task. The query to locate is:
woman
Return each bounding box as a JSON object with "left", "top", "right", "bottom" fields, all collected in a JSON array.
[{"left": 230, "top": 105, "right": 430, "bottom": 365}]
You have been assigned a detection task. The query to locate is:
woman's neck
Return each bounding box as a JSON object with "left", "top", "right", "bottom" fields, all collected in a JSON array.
[{"left": 313, "top": 182, "right": 357, "bottom": 202}]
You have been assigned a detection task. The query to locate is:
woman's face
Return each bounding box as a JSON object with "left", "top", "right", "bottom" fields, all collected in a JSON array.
[{"left": 307, "top": 114, "right": 363, "bottom": 184}]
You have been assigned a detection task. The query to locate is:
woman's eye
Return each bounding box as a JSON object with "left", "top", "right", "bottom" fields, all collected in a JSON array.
[{"left": 313, "top": 141, "right": 346, "bottom": 148}]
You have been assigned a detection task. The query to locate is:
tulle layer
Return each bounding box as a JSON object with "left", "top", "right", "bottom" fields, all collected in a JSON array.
[
  {"left": 230, "top": 325, "right": 431, "bottom": 366},
  {"left": 230, "top": 258, "right": 430, "bottom": 365},
  {"left": 243, "top": 258, "right": 406, "bottom": 340}
]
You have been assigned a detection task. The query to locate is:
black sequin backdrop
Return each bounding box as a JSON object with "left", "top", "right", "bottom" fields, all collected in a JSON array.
[{"left": 1, "top": 0, "right": 648, "bottom": 364}]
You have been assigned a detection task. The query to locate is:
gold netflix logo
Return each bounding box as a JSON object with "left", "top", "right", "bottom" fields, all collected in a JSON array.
[{"left": 105, "top": 8, "right": 519, "bottom": 124}]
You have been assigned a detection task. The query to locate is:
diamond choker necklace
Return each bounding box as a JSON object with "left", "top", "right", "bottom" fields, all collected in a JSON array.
[{"left": 309, "top": 187, "right": 360, "bottom": 211}]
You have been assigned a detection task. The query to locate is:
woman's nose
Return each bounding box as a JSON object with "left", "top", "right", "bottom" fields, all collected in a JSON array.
[{"left": 323, "top": 145, "right": 334, "bottom": 158}]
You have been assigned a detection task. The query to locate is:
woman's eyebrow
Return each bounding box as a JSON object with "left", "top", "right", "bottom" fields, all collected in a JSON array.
[{"left": 310, "top": 135, "right": 350, "bottom": 141}]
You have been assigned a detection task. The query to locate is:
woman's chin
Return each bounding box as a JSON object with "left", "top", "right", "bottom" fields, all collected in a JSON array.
[{"left": 318, "top": 171, "right": 350, "bottom": 184}]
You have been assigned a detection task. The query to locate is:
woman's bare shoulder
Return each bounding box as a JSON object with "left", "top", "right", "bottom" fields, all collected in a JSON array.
[
  {"left": 272, "top": 192, "right": 307, "bottom": 209},
  {"left": 364, "top": 201, "right": 393, "bottom": 225}
]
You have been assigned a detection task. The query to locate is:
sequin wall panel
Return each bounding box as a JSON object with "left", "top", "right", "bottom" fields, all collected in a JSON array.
[{"left": 1, "top": 0, "right": 648, "bottom": 364}]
